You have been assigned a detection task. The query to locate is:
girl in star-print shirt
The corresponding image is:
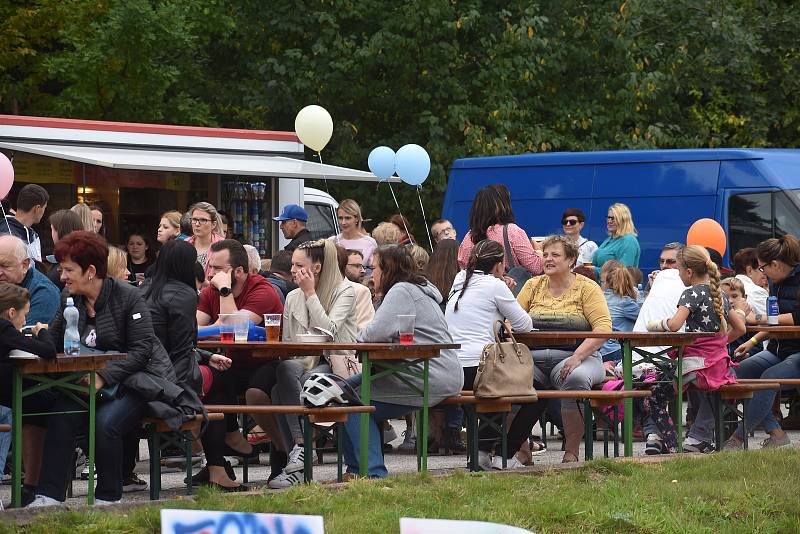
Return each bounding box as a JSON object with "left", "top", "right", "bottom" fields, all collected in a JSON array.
[{"left": 646, "top": 245, "right": 745, "bottom": 452}]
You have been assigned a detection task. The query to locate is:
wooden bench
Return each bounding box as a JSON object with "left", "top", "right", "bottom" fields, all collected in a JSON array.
[
  {"left": 205, "top": 404, "right": 375, "bottom": 484},
  {"left": 710, "top": 382, "right": 780, "bottom": 451},
  {"left": 441, "top": 389, "right": 651, "bottom": 470},
  {"left": 143, "top": 412, "right": 224, "bottom": 500}
]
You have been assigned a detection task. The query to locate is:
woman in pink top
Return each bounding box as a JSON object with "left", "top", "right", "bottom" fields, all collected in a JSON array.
[{"left": 457, "top": 184, "right": 543, "bottom": 275}]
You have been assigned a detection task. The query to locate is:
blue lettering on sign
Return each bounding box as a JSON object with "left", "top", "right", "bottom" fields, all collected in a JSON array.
[{"left": 171, "top": 513, "right": 315, "bottom": 534}]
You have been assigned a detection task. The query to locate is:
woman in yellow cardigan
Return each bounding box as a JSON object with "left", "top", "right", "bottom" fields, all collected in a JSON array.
[{"left": 517, "top": 235, "right": 612, "bottom": 462}]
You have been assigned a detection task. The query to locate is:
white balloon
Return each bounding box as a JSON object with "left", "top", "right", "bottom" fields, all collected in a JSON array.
[{"left": 294, "top": 105, "right": 333, "bottom": 152}]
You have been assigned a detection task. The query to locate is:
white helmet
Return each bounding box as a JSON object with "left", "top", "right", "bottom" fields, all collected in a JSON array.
[{"left": 300, "top": 373, "right": 362, "bottom": 408}]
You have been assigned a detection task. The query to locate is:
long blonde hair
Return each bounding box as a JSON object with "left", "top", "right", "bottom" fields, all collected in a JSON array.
[
  {"left": 337, "top": 199, "right": 367, "bottom": 237},
  {"left": 608, "top": 203, "right": 637, "bottom": 237},
  {"left": 71, "top": 203, "right": 95, "bottom": 232},
  {"left": 601, "top": 260, "right": 637, "bottom": 299},
  {"left": 296, "top": 239, "right": 343, "bottom": 312},
  {"left": 107, "top": 246, "right": 128, "bottom": 280},
  {"left": 679, "top": 245, "right": 727, "bottom": 332}
]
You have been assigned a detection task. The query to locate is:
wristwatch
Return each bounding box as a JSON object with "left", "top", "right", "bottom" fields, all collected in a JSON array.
[{"left": 218, "top": 286, "right": 232, "bottom": 297}]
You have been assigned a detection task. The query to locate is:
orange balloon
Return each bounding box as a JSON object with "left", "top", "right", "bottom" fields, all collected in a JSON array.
[{"left": 686, "top": 218, "right": 726, "bottom": 256}]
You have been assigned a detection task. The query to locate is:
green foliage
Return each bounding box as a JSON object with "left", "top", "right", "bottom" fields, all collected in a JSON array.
[{"left": 3, "top": 1, "right": 800, "bottom": 222}]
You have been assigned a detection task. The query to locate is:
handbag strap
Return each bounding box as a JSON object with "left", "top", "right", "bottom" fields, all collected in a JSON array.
[
  {"left": 502, "top": 224, "right": 517, "bottom": 269},
  {"left": 493, "top": 320, "right": 523, "bottom": 357}
]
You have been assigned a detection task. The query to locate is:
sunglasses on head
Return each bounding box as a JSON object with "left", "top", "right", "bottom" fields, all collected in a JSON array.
[{"left": 561, "top": 218, "right": 580, "bottom": 226}]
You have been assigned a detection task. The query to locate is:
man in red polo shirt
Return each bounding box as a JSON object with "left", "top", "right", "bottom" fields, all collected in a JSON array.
[{"left": 197, "top": 239, "right": 283, "bottom": 325}]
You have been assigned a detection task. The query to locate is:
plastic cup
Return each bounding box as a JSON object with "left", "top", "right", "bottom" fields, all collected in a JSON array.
[
  {"left": 218, "top": 313, "right": 236, "bottom": 343},
  {"left": 263, "top": 313, "right": 282, "bottom": 342},
  {"left": 232, "top": 312, "right": 250, "bottom": 343},
  {"left": 397, "top": 314, "right": 416, "bottom": 345}
]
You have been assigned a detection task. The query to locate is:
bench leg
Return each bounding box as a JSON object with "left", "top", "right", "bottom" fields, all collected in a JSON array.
[
  {"left": 500, "top": 414, "right": 507, "bottom": 469},
  {"left": 148, "top": 430, "right": 160, "bottom": 501},
  {"left": 741, "top": 399, "right": 749, "bottom": 451},
  {"left": 583, "top": 400, "right": 593, "bottom": 461},
  {"left": 184, "top": 432, "right": 193, "bottom": 496},
  {"left": 336, "top": 425, "right": 343, "bottom": 482},
  {"left": 613, "top": 406, "right": 620, "bottom": 457},
  {"left": 303, "top": 416, "right": 313, "bottom": 483},
  {"left": 539, "top": 413, "right": 547, "bottom": 449},
  {"left": 467, "top": 406, "right": 479, "bottom": 472},
  {"left": 713, "top": 393, "right": 723, "bottom": 452}
]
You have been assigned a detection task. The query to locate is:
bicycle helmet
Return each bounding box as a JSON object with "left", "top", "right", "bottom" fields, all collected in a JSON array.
[{"left": 300, "top": 373, "right": 363, "bottom": 408}]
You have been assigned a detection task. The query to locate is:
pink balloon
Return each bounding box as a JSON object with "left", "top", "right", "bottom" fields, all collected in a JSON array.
[{"left": 0, "top": 153, "right": 13, "bottom": 200}]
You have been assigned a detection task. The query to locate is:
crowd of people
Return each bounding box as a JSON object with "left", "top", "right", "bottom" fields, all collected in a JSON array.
[{"left": 0, "top": 180, "right": 797, "bottom": 508}]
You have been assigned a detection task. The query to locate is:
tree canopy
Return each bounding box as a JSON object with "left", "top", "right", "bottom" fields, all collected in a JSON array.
[{"left": 2, "top": 0, "right": 799, "bottom": 221}]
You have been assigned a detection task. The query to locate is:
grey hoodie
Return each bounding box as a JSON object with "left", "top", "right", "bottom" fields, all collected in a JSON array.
[{"left": 358, "top": 281, "right": 463, "bottom": 406}]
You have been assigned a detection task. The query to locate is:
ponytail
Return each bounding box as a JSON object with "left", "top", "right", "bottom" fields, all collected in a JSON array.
[
  {"left": 706, "top": 260, "right": 728, "bottom": 333},
  {"left": 454, "top": 239, "right": 504, "bottom": 312}
]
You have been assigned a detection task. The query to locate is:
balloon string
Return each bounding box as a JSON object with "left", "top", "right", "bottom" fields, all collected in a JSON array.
[
  {"left": 387, "top": 182, "right": 413, "bottom": 245},
  {"left": 316, "top": 151, "right": 332, "bottom": 198},
  {"left": 0, "top": 202, "right": 12, "bottom": 235},
  {"left": 417, "top": 186, "right": 433, "bottom": 251}
]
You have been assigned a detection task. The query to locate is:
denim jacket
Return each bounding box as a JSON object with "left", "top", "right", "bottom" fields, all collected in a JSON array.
[{"left": 599, "top": 289, "right": 642, "bottom": 356}]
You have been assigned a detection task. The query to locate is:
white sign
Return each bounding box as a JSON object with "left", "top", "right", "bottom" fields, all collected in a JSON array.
[
  {"left": 161, "top": 509, "right": 325, "bottom": 534},
  {"left": 400, "top": 517, "right": 534, "bottom": 534}
]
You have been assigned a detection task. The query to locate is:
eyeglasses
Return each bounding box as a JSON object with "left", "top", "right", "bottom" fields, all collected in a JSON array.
[
  {"left": 606, "top": 216, "right": 616, "bottom": 221},
  {"left": 757, "top": 262, "right": 769, "bottom": 273},
  {"left": 561, "top": 218, "right": 580, "bottom": 226},
  {"left": 191, "top": 218, "right": 212, "bottom": 225},
  {"left": 659, "top": 258, "right": 678, "bottom": 265},
  {"left": 347, "top": 263, "right": 366, "bottom": 271}
]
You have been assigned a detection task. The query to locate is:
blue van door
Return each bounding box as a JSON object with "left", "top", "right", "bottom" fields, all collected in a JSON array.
[{"left": 724, "top": 187, "right": 800, "bottom": 257}]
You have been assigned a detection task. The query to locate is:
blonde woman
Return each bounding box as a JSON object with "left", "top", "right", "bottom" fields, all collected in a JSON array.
[
  {"left": 107, "top": 246, "right": 130, "bottom": 281},
  {"left": 330, "top": 199, "right": 378, "bottom": 268},
  {"left": 186, "top": 202, "right": 224, "bottom": 274},
  {"left": 156, "top": 211, "right": 182, "bottom": 244},
  {"left": 71, "top": 203, "right": 95, "bottom": 232},
  {"left": 592, "top": 203, "right": 640, "bottom": 273}
]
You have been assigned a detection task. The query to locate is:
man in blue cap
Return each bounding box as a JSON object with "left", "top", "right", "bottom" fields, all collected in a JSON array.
[{"left": 273, "top": 204, "right": 312, "bottom": 251}]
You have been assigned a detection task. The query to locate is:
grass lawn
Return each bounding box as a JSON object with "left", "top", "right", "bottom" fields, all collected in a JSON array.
[{"left": 3, "top": 449, "right": 799, "bottom": 534}]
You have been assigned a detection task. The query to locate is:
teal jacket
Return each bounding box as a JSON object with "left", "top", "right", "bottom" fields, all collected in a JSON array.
[{"left": 593, "top": 234, "right": 640, "bottom": 275}]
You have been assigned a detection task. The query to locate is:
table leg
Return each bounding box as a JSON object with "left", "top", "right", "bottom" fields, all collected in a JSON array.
[
  {"left": 622, "top": 341, "right": 633, "bottom": 457},
  {"left": 419, "top": 359, "right": 430, "bottom": 473},
  {"left": 676, "top": 347, "right": 684, "bottom": 453},
  {"left": 359, "top": 351, "right": 371, "bottom": 477},
  {"left": 88, "top": 371, "right": 96, "bottom": 505},
  {"left": 12, "top": 368, "right": 22, "bottom": 508},
  {"left": 303, "top": 416, "right": 313, "bottom": 483}
]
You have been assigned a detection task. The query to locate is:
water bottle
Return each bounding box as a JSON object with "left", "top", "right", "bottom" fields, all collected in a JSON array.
[
  {"left": 63, "top": 297, "right": 81, "bottom": 356},
  {"left": 767, "top": 296, "right": 779, "bottom": 325}
]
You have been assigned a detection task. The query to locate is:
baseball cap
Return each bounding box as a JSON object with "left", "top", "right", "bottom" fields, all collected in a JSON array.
[{"left": 272, "top": 204, "right": 308, "bottom": 222}]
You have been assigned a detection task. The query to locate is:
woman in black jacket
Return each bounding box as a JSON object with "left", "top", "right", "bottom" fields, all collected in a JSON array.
[{"left": 29, "top": 231, "right": 199, "bottom": 507}]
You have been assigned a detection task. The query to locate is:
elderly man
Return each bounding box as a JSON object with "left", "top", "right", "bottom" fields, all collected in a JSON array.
[
  {"left": 431, "top": 219, "right": 457, "bottom": 243},
  {"left": 0, "top": 235, "right": 59, "bottom": 325},
  {"left": 273, "top": 204, "right": 311, "bottom": 252}
]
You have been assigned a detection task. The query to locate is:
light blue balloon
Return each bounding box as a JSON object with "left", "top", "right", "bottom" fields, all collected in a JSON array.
[
  {"left": 395, "top": 144, "right": 430, "bottom": 186},
  {"left": 368, "top": 146, "right": 396, "bottom": 181}
]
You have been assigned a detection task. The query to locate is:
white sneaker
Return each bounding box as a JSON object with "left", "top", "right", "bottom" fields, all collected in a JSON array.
[
  {"left": 27, "top": 495, "right": 60, "bottom": 508},
  {"left": 383, "top": 423, "right": 398, "bottom": 444},
  {"left": 491, "top": 454, "right": 526, "bottom": 470},
  {"left": 284, "top": 444, "right": 305, "bottom": 474},
  {"left": 94, "top": 498, "right": 120, "bottom": 506},
  {"left": 477, "top": 450, "right": 493, "bottom": 471},
  {"left": 267, "top": 470, "right": 302, "bottom": 489}
]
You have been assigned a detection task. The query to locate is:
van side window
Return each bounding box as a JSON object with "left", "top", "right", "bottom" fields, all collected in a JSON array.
[
  {"left": 729, "top": 192, "right": 772, "bottom": 253},
  {"left": 305, "top": 202, "right": 338, "bottom": 240},
  {"left": 775, "top": 192, "right": 800, "bottom": 238}
]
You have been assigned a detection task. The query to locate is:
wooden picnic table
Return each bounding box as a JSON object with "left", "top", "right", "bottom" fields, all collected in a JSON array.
[
  {"left": 746, "top": 325, "right": 800, "bottom": 339},
  {"left": 197, "top": 339, "right": 458, "bottom": 476},
  {"left": 10, "top": 352, "right": 125, "bottom": 507},
  {"left": 515, "top": 331, "right": 715, "bottom": 456}
]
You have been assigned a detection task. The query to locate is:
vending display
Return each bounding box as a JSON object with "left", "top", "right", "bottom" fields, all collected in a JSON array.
[{"left": 222, "top": 178, "right": 271, "bottom": 256}]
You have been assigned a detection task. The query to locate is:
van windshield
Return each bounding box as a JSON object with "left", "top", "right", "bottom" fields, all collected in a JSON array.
[{"left": 729, "top": 189, "right": 800, "bottom": 254}]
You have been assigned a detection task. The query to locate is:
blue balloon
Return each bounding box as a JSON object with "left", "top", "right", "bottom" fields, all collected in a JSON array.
[
  {"left": 395, "top": 144, "right": 430, "bottom": 186},
  {"left": 367, "top": 146, "right": 396, "bottom": 181}
]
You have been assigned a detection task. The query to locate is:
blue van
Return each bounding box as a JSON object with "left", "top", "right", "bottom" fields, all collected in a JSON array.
[{"left": 441, "top": 149, "right": 800, "bottom": 273}]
